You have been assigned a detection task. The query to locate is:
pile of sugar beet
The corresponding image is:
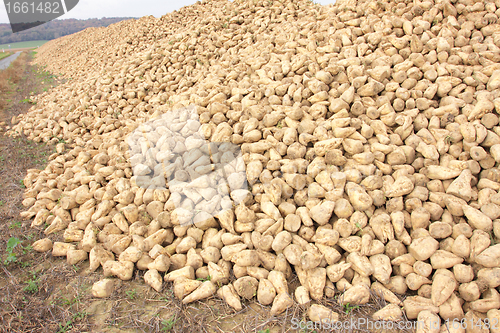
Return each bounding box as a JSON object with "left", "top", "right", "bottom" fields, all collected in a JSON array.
[{"left": 6, "top": 0, "right": 500, "bottom": 329}]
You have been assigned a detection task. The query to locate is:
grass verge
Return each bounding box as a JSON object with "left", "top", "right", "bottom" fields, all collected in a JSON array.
[
  {"left": 0, "top": 52, "right": 12, "bottom": 61},
  {"left": 0, "top": 53, "right": 25, "bottom": 114}
]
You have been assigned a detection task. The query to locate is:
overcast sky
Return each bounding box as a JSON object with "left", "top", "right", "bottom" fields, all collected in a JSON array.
[{"left": 1, "top": 0, "right": 336, "bottom": 24}]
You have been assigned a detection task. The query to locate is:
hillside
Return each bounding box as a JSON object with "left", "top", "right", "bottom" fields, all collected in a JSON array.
[{"left": 0, "top": 17, "right": 135, "bottom": 44}]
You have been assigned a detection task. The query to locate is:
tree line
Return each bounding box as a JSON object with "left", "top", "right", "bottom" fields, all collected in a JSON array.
[{"left": 0, "top": 18, "right": 135, "bottom": 44}]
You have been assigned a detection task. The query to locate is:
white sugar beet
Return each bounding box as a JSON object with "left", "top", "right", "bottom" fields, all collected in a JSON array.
[{"left": 12, "top": 0, "right": 500, "bottom": 321}]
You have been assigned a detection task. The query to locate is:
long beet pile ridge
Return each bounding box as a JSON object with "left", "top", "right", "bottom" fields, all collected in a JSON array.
[{"left": 7, "top": 0, "right": 500, "bottom": 327}]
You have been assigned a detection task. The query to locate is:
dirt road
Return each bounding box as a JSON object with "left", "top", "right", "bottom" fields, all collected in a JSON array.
[{"left": 0, "top": 51, "right": 21, "bottom": 70}]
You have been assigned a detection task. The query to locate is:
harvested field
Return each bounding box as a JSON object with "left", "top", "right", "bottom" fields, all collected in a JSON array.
[
  {"left": 0, "top": 52, "right": 12, "bottom": 61},
  {"left": 0, "top": 41, "right": 48, "bottom": 51}
]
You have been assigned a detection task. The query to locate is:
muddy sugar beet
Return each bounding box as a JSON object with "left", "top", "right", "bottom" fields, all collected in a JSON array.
[{"left": 12, "top": 0, "right": 500, "bottom": 326}]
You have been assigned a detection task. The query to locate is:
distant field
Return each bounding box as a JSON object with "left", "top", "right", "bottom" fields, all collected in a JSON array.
[
  {"left": 0, "top": 40, "right": 48, "bottom": 50},
  {"left": 0, "top": 52, "right": 12, "bottom": 60}
]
